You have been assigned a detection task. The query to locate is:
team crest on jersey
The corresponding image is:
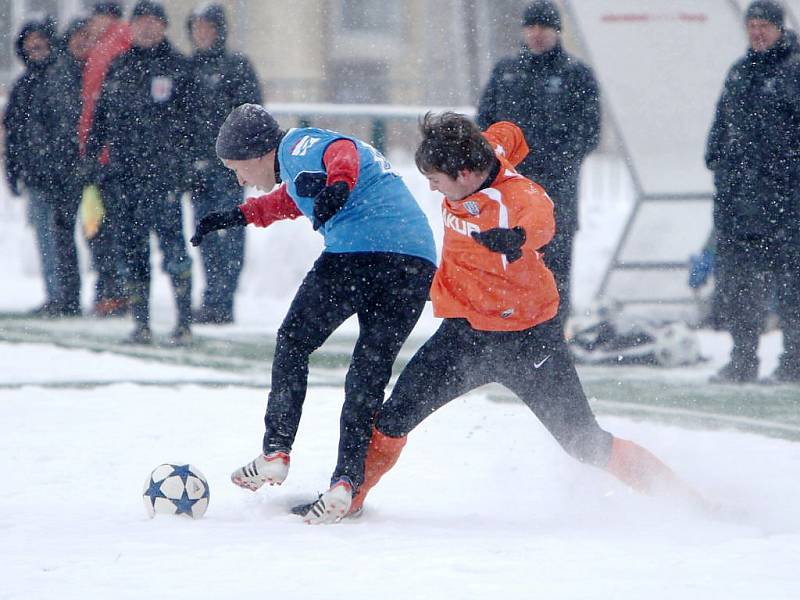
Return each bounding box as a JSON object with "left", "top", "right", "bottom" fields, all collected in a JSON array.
[
  {"left": 290, "top": 135, "right": 321, "bottom": 156},
  {"left": 463, "top": 201, "right": 480, "bottom": 216},
  {"left": 150, "top": 76, "right": 173, "bottom": 102}
]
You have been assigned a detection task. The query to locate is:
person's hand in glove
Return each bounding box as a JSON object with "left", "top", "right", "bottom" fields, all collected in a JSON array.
[
  {"left": 312, "top": 181, "right": 350, "bottom": 231},
  {"left": 688, "top": 248, "right": 715, "bottom": 289},
  {"left": 471, "top": 226, "right": 527, "bottom": 262},
  {"left": 191, "top": 207, "right": 247, "bottom": 246}
]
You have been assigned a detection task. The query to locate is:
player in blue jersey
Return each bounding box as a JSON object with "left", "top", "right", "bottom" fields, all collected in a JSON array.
[{"left": 191, "top": 104, "right": 437, "bottom": 520}]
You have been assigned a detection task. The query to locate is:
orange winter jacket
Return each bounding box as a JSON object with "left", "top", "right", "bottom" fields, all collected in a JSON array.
[
  {"left": 430, "top": 121, "right": 559, "bottom": 331},
  {"left": 79, "top": 21, "right": 132, "bottom": 158}
]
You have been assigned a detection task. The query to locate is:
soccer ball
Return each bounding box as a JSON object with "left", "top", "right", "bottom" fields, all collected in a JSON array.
[
  {"left": 143, "top": 463, "right": 210, "bottom": 519},
  {"left": 652, "top": 322, "right": 701, "bottom": 367}
]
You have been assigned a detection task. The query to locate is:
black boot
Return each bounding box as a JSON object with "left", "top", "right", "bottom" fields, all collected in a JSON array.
[
  {"left": 710, "top": 348, "right": 758, "bottom": 383},
  {"left": 126, "top": 281, "right": 152, "bottom": 345},
  {"left": 169, "top": 269, "right": 193, "bottom": 346}
]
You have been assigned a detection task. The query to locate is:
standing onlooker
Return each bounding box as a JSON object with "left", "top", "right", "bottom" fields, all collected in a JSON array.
[
  {"left": 80, "top": 2, "right": 132, "bottom": 317},
  {"left": 476, "top": 0, "right": 600, "bottom": 331},
  {"left": 89, "top": 1, "right": 195, "bottom": 344},
  {"left": 3, "top": 17, "right": 61, "bottom": 316},
  {"left": 187, "top": 4, "right": 262, "bottom": 324},
  {"left": 28, "top": 17, "right": 94, "bottom": 318},
  {"left": 705, "top": 0, "right": 800, "bottom": 383}
]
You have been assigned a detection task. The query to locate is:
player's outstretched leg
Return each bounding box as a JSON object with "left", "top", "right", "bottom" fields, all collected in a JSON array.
[
  {"left": 302, "top": 477, "right": 354, "bottom": 525},
  {"left": 605, "top": 437, "right": 711, "bottom": 509},
  {"left": 348, "top": 427, "right": 407, "bottom": 516},
  {"left": 231, "top": 451, "right": 290, "bottom": 491}
]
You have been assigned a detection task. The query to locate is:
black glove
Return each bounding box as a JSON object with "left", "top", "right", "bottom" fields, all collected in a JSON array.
[
  {"left": 312, "top": 181, "right": 350, "bottom": 231},
  {"left": 191, "top": 207, "right": 247, "bottom": 246},
  {"left": 471, "top": 226, "right": 526, "bottom": 263}
]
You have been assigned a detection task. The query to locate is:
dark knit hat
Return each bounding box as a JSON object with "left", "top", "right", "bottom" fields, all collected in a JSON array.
[
  {"left": 63, "top": 16, "right": 90, "bottom": 45},
  {"left": 131, "top": 1, "right": 168, "bottom": 24},
  {"left": 522, "top": 0, "right": 562, "bottom": 31},
  {"left": 92, "top": 2, "right": 123, "bottom": 18},
  {"left": 745, "top": 0, "right": 784, "bottom": 28},
  {"left": 216, "top": 104, "right": 285, "bottom": 160}
]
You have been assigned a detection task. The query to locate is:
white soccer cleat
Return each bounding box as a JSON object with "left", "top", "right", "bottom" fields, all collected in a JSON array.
[
  {"left": 302, "top": 478, "right": 354, "bottom": 525},
  {"left": 231, "top": 451, "right": 290, "bottom": 491}
]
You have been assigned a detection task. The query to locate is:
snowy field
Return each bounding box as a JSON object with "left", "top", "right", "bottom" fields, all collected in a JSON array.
[
  {"left": 1, "top": 161, "right": 799, "bottom": 599},
  {"left": 2, "top": 358, "right": 799, "bottom": 600}
]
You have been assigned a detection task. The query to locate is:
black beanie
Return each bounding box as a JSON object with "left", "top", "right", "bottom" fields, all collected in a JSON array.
[
  {"left": 131, "top": 1, "right": 168, "bottom": 25},
  {"left": 93, "top": 2, "right": 123, "bottom": 18},
  {"left": 746, "top": 0, "right": 784, "bottom": 28},
  {"left": 522, "top": 0, "right": 562, "bottom": 31},
  {"left": 216, "top": 104, "right": 285, "bottom": 160}
]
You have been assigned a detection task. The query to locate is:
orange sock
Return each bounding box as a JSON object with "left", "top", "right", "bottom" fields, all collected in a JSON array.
[
  {"left": 605, "top": 437, "right": 709, "bottom": 508},
  {"left": 349, "top": 427, "right": 407, "bottom": 514}
]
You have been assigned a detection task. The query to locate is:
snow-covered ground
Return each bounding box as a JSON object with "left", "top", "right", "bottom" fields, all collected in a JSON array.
[
  {"left": 2, "top": 359, "right": 799, "bottom": 600},
  {"left": 1, "top": 159, "right": 798, "bottom": 599}
]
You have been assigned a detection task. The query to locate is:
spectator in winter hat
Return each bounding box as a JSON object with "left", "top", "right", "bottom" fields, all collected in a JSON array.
[
  {"left": 704, "top": 0, "right": 800, "bottom": 383},
  {"left": 24, "top": 17, "right": 94, "bottom": 319},
  {"left": 476, "top": 0, "right": 600, "bottom": 335},
  {"left": 186, "top": 4, "right": 262, "bottom": 325},
  {"left": 87, "top": 0, "right": 196, "bottom": 345},
  {"left": 79, "top": 0, "right": 133, "bottom": 318},
  {"left": 192, "top": 104, "right": 436, "bottom": 520},
  {"left": 3, "top": 17, "right": 63, "bottom": 316}
]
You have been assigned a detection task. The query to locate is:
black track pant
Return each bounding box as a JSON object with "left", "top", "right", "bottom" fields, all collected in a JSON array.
[
  {"left": 542, "top": 229, "right": 575, "bottom": 330},
  {"left": 263, "top": 252, "right": 435, "bottom": 487},
  {"left": 716, "top": 236, "right": 800, "bottom": 363},
  {"left": 376, "top": 316, "right": 613, "bottom": 467}
]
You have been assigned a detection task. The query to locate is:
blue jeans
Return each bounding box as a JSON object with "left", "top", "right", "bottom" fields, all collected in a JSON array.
[
  {"left": 191, "top": 166, "right": 245, "bottom": 319},
  {"left": 26, "top": 187, "right": 58, "bottom": 303},
  {"left": 116, "top": 180, "right": 193, "bottom": 330},
  {"left": 42, "top": 184, "right": 82, "bottom": 310}
]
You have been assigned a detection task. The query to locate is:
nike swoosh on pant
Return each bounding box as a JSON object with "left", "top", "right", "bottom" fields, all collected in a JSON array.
[{"left": 533, "top": 355, "right": 551, "bottom": 369}]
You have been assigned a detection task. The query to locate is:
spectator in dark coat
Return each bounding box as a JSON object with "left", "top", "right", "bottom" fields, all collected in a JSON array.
[
  {"left": 187, "top": 4, "right": 262, "bottom": 324},
  {"left": 476, "top": 0, "right": 600, "bottom": 331},
  {"left": 89, "top": 1, "right": 194, "bottom": 344},
  {"left": 2, "top": 17, "right": 61, "bottom": 315},
  {"left": 28, "top": 17, "right": 94, "bottom": 317},
  {"left": 80, "top": 1, "right": 132, "bottom": 318},
  {"left": 705, "top": 0, "right": 800, "bottom": 383}
]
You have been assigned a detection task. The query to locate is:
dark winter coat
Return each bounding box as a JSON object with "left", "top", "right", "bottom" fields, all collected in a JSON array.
[
  {"left": 706, "top": 31, "right": 800, "bottom": 244},
  {"left": 31, "top": 51, "right": 86, "bottom": 193},
  {"left": 89, "top": 39, "right": 194, "bottom": 191},
  {"left": 477, "top": 43, "right": 600, "bottom": 234},
  {"left": 186, "top": 4, "right": 262, "bottom": 165},
  {"left": 2, "top": 19, "right": 57, "bottom": 192}
]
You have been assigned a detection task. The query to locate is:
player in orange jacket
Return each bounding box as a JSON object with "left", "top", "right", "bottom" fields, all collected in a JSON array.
[{"left": 298, "top": 112, "right": 709, "bottom": 523}]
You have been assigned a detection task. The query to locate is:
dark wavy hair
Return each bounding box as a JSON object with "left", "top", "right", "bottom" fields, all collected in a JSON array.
[{"left": 414, "top": 112, "right": 495, "bottom": 179}]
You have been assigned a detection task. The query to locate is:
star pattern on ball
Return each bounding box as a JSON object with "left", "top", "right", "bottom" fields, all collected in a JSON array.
[
  {"left": 173, "top": 489, "right": 198, "bottom": 516},
  {"left": 169, "top": 464, "right": 209, "bottom": 517},
  {"left": 143, "top": 476, "right": 166, "bottom": 508},
  {"left": 169, "top": 464, "right": 194, "bottom": 480}
]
